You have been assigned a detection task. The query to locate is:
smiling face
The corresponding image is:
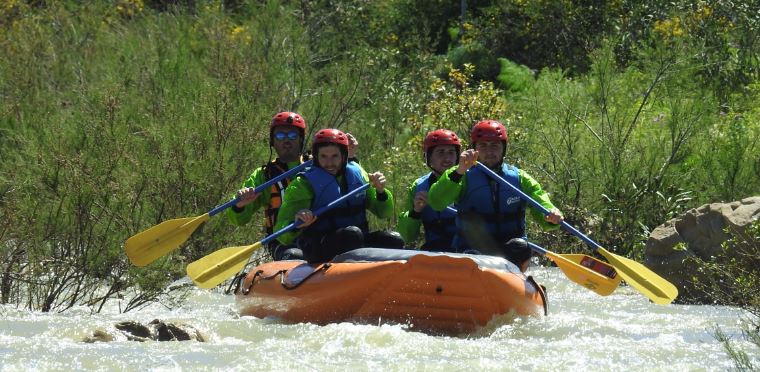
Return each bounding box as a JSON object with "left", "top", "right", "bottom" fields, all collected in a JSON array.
[
  {"left": 428, "top": 145, "right": 459, "bottom": 175},
  {"left": 474, "top": 140, "right": 505, "bottom": 168},
  {"left": 272, "top": 126, "right": 302, "bottom": 161},
  {"left": 316, "top": 144, "right": 344, "bottom": 175}
]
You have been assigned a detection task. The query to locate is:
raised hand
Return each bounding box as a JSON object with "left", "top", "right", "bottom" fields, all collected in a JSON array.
[
  {"left": 346, "top": 132, "right": 359, "bottom": 159},
  {"left": 413, "top": 191, "right": 428, "bottom": 213},
  {"left": 456, "top": 149, "right": 479, "bottom": 175},
  {"left": 368, "top": 172, "right": 386, "bottom": 193}
]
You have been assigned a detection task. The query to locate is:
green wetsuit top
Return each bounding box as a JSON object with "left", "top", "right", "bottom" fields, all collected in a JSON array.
[
  {"left": 397, "top": 176, "right": 430, "bottom": 246},
  {"left": 427, "top": 165, "right": 560, "bottom": 231},
  {"left": 226, "top": 159, "right": 303, "bottom": 227},
  {"left": 275, "top": 165, "right": 395, "bottom": 245}
]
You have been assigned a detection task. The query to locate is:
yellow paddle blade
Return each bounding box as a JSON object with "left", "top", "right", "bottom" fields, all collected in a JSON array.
[
  {"left": 597, "top": 247, "right": 678, "bottom": 305},
  {"left": 545, "top": 252, "right": 622, "bottom": 296},
  {"left": 186, "top": 242, "right": 263, "bottom": 289},
  {"left": 125, "top": 214, "right": 210, "bottom": 267}
]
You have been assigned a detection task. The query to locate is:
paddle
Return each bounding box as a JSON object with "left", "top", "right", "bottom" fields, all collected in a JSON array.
[
  {"left": 186, "top": 183, "right": 371, "bottom": 289},
  {"left": 444, "top": 207, "right": 621, "bottom": 296},
  {"left": 474, "top": 162, "right": 678, "bottom": 304},
  {"left": 125, "top": 160, "right": 313, "bottom": 267},
  {"left": 527, "top": 242, "right": 621, "bottom": 296}
]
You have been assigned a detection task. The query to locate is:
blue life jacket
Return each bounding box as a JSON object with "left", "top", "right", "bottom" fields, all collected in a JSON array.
[
  {"left": 453, "top": 163, "right": 526, "bottom": 252},
  {"left": 413, "top": 173, "right": 457, "bottom": 251},
  {"left": 301, "top": 162, "right": 368, "bottom": 235}
]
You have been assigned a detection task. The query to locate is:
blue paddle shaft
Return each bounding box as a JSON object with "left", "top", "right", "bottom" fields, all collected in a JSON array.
[
  {"left": 261, "top": 183, "right": 371, "bottom": 245},
  {"left": 474, "top": 162, "right": 602, "bottom": 251},
  {"left": 207, "top": 160, "right": 313, "bottom": 217},
  {"left": 527, "top": 241, "right": 548, "bottom": 255}
]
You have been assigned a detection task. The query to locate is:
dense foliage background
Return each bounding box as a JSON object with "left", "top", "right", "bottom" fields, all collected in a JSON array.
[{"left": 1, "top": 0, "right": 758, "bottom": 325}]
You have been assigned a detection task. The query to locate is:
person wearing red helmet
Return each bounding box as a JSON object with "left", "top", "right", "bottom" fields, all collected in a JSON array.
[
  {"left": 398, "top": 129, "right": 462, "bottom": 251},
  {"left": 227, "top": 111, "right": 308, "bottom": 260},
  {"left": 275, "top": 128, "right": 404, "bottom": 263},
  {"left": 427, "top": 120, "right": 563, "bottom": 272}
]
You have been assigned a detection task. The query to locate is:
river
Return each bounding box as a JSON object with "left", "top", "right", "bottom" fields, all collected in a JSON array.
[{"left": 0, "top": 266, "right": 756, "bottom": 371}]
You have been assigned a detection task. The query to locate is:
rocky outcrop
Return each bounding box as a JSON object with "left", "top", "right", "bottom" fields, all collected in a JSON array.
[
  {"left": 83, "top": 319, "right": 205, "bottom": 342},
  {"left": 644, "top": 196, "right": 760, "bottom": 304}
]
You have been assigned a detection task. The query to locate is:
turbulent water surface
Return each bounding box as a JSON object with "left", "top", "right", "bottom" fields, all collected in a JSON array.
[{"left": 0, "top": 267, "right": 756, "bottom": 371}]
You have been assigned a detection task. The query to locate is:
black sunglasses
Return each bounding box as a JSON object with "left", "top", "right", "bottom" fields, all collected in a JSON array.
[{"left": 274, "top": 131, "right": 300, "bottom": 141}]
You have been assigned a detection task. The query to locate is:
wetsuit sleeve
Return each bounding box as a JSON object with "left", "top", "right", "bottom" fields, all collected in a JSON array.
[
  {"left": 274, "top": 176, "right": 315, "bottom": 245},
  {"left": 427, "top": 166, "right": 466, "bottom": 211},
  {"left": 519, "top": 169, "right": 561, "bottom": 231},
  {"left": 397, "top": 179, "right": 423, "bottom": 245},
  {"left": 368, "top": 188, "right": 395, "bottom": 219},
  {"left": 353, "top": 167, "right": 393, "bottom": 219},
  {"left": 226, "top": 167, "right": 271, "bottom": 226}
]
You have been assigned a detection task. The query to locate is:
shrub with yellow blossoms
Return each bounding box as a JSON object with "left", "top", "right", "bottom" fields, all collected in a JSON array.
[{"left": 116, "top": 0, "right": 144, "bottom": 19}]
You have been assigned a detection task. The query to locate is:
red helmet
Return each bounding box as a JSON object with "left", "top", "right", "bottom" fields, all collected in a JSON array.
[
  {"left": 424, "top": 129, "right": 461, "bottom": 166},
  {"left": 270, "top": 111, "right": 306, "bottom": 130},
  {"left": 313, "top": 128, "right": 349, "bottom": 148},
  {"left": 470, "top": 120, "right": 507, "bottom": 143},
  {"left": 312, "top": 129, "right": 349, "bottom": 169},
  {"left": 270, "top": 111, "right": 306, "bottom": 146},
  {"left": 423, "top": 129, "right": 461, "bottom": 153}
]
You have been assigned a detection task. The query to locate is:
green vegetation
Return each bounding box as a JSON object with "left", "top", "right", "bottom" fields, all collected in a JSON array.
[
  {"left": 686, "top": 221, "right": 760, "bottom": 370},
  {"left": 1, "top": 0, "right": 758, "bottom": 332}
]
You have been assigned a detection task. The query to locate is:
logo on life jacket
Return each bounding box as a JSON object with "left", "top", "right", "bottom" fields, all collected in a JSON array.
[{"left": 506, "top": 196, "right": 522, "bottom": 205}]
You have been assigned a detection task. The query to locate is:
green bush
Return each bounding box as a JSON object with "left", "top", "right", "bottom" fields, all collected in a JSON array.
[
  {"left": 446, "top": 43, "right": 499, "bottom": 83},
  {"left": 496, "top": 58, "right": 533, "bottom": 93},
  {"left": 0, "top": 0, "right": 440, "bottom": 311},
  {"left": 688, "top": 221, "right": 760, "bottom": 370},
  {"left": 507, "top": 38, "right": 756, "bottom": 255}
]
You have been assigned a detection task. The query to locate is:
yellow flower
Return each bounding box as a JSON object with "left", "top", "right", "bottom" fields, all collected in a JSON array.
[
  {"left": 116, "top": 0, "right": 144, "bottom": 18},
  {"left": 449, "top": 68, "right": 468, "bottom": 90},
  {"left": 694, "top": 5, "right": 712, "bottom": 22},
  {"left": 654, "top": 16, "right": 685, "bottom": 39},
  {"left": 231, "top": 25, "right": 245, "bottom": 36}
]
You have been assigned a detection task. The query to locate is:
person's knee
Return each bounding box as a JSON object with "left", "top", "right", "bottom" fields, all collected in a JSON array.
[
  {"left": 299, "top": 226, "right": 371, "bottom": 263},
  {"left": 335, "top": 226, "right": 364, "bottom": 250},
  {"left": 384, "top": 231, "right": 405, "bottom": 249},
  {"left": 271, "top": 244, "right": 304, "bottom": 261},
  {"left": 503, "top": 238, "right": 531, "bottom": 271},
  {"left": 313, "top": 226, "right": 364, "bottom": 261},
  {"left": 367, "top": 230, "right": 405, "bottom": 249},
  {"left": 277, "top": 247, "right": 304, "bottom": 261}
]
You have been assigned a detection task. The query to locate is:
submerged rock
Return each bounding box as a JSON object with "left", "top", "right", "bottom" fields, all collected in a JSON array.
[
  {"left": 645, "top": 196, "right": 760, "bottom": 304},
  {"left": 115, "top": 320, "right": 152, "bottom": 341},
  {"left": 83, "top": 329, "right": 114, "bottom": 343},
  {"left": 150, "top": 319, "right": 204, "bottom": 341},
  {"left": 83, "top": 319, "right": 205, "bottom": 342}
]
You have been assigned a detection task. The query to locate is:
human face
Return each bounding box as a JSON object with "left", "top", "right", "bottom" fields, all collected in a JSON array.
[
  {"left": 474, "top": 140, "right": 504, "bottom": 168},
  {"left": 273, "top": 130, "right": 299, "bottom": 141},
  {"left": 317, "top": 145, "right": 344, "bottom": 175},
  {"left": 272, "top": 127, "right": 301, "bottom": 161},
  {"left": 428, "top": 145, "right": 459, "bottom": 175}
]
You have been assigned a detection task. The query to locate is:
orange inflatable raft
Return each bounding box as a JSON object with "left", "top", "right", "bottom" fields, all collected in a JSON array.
[{"left": 233, "top": 248, "right": 547, "bottom": 334}]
